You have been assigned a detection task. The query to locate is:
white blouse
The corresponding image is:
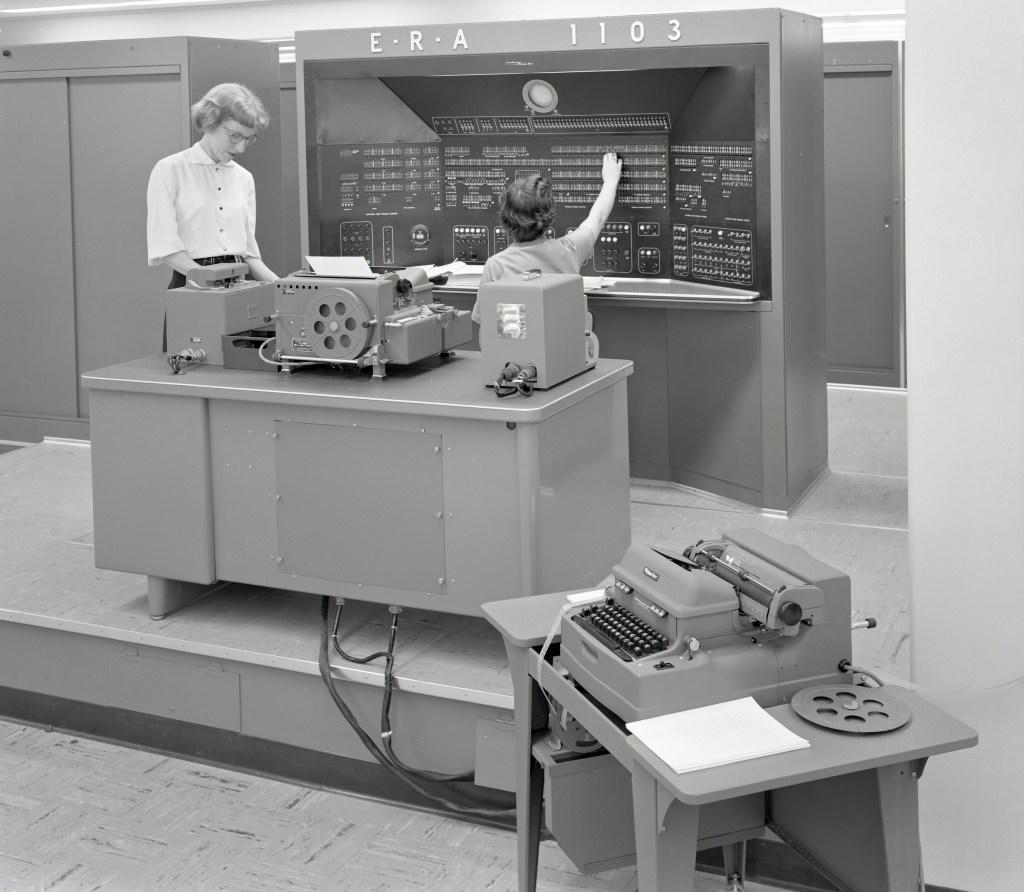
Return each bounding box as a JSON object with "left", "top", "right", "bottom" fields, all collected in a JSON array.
[{"left": 146, "top": 142, "right": 262, "bottom": 266}]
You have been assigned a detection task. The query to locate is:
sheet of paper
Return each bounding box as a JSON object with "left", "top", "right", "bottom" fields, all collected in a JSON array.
[
  {"left": 583, "top": 276, "right": 616, "bottom": 290},
  {"left": 305, "top": 255, "right": 376, "bottom": 278},
  {"left": 626, "top": 697, "right": 809, "bottom": 773},
  {"left": 422, "top": 260, "right": 470, "bottom": 277},
  {"left": 442, "top": 262, "right": 484, "bottom": 279}
]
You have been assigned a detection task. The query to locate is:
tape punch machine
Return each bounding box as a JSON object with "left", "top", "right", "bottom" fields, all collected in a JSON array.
[
  {"left": 558, "top": 528, "right": 854, "bottom": 724},
  {"left": 271, "top": 266, "right": 472, "bottom": 377},
  {"left": 165, "top": 262, "right": 473, "bottom": 378}
]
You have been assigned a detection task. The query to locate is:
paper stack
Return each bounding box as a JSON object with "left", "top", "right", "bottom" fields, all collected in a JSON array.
[{"left": 626, "top": 697, "right": 809, "bottom": 773}]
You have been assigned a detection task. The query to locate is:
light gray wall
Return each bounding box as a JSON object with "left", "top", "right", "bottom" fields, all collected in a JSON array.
[{"left": 905, "top": 1, "right": 1024, "bottom": 888}]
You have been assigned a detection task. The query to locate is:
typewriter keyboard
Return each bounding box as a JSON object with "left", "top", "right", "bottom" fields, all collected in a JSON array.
[{"left": 573, "top": 601, "right": 671, "bottom": 662}]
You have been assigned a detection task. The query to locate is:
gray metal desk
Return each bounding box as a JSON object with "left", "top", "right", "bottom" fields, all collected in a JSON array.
[
  {"left": 483, "top": 592, "right": 978, "bottom": 892},
  {"left": 83, "top": 352, "right": 631, "bottom": 619}
]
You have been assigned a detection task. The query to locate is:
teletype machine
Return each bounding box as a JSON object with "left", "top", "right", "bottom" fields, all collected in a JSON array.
[{"left": 558, "top": 528, "right": 852, "bottom": 726}]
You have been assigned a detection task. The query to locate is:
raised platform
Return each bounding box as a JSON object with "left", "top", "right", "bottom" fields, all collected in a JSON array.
[{"left": 0, "top": 440, "right": 518, "bottom": 813}]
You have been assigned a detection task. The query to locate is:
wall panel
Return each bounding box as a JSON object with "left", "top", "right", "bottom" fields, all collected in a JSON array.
[{"left": 0, "top": 79, "right": 77, "bottom": 421}]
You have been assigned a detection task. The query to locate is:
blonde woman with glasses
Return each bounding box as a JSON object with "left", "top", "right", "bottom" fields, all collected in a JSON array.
[{"left": 147, "top": 82, "right": 279, "bottom": 290}]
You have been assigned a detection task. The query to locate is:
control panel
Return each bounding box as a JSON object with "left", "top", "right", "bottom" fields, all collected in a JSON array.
[
  {"left": 690, "top": 225, "right": 753, "bottom": 286},
  {"left": 594, "top": 222, "right": 633, "bottom": 274},
  {"left": 340, "top": 221, "right": 373, "bottom": 263},
  {"left": 453, "top": 224, "right": 489, "bottom": 263},
  {"left": 308, "top": 67, "right": 769, "bottom": 297}
]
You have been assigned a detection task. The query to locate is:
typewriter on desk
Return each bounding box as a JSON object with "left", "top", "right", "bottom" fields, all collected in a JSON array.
[{"left": 558, "top": 528, "right": 853, "bottom": 724}]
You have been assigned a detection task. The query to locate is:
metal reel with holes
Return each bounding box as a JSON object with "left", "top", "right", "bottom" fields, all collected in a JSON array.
[
  {"left": 303, "top": 287, "right": 372, "bottom": 361},
  {"left": 791, "top": 684, "right": 911, "bottom": 734},
  {"left": 549, "top": 698, "right": 602, "bottom": 754}
]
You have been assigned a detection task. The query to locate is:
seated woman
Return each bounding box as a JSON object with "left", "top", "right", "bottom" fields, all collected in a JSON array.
[{"left": 471, "top": 151, "right": 622, "bottom": 323}]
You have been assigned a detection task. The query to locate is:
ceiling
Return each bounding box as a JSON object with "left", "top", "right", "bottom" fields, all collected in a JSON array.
[{"left": 0, "top": 0, "right": 260, "bottom": 18}]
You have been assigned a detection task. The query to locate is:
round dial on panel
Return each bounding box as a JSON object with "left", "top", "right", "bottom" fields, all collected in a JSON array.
[{"left": 523, "top": 79, "right": 558, "bottom": 114}]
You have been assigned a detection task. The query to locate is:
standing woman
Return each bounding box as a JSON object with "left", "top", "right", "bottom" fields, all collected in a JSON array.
[{"left": 147, "top": 82, "right": 279, "bottom": 289}]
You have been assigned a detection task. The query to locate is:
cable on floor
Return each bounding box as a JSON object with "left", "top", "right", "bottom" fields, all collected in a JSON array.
[{"left": 317, "top": 596, "right": 514, "bottom": 818}]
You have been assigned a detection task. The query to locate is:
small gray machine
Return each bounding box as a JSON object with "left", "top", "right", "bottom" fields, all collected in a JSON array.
[
  {"left": 165, "top": 263, "right": 275, "bottom": 371},
  {"left": 478, "top": 271, "right": 596, "bottom": 393},
  {"left": 559, "top": 528, "right": 852, "bottom": 723},
  {"left": 272, "top": 267, "right": 472, "bottom": 378}
]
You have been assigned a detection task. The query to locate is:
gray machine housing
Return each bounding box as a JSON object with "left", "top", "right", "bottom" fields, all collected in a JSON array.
[
  {"left": 165, "top": 265, "right": 276, "bottom": 366},
  {"left": 274, "top": 267, "right": 472, "bottom": 378},
  {"left": 478, "top": 272, "right": 595, "bottom": 390},
  {"left": 559, "top": 527, "right": 852, "bottom": 723}
]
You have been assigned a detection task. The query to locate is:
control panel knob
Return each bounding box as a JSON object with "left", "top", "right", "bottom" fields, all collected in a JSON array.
[
  {"left": 778, "top": 601, "right": 803, "bottom": 626},
  {"left": 409, "top": 224, "right": 430, "bottom": 246}
]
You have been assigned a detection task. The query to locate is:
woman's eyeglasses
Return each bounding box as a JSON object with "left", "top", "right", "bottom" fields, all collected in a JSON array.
[{"left": 223, "top": 125, "right": 258, "bottom": 146}]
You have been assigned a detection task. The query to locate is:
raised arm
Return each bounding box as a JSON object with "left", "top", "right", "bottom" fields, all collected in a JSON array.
[{"left": 574, "top": 152, "right": 623, "bottom": 243}]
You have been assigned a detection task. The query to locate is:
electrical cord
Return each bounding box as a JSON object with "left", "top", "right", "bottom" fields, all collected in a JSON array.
[
  {"left": 257, "top": 335, "right": 320, "bottom": 370},
  {"left": 493, "top": 363, "right": 537, "bottom": 398},
  {"left": 331, "top": 599, "right": 392, "bottom": 664},
  {"left": 257, "top": 336, "right": 279, "bottom": 367},
  {"left": 838, "top": 659, "right": 885, "bottom": 687},
  {"left": 333, "top": 600, "right": 473, "bottom": 781},
  {"left": 166, "top": 348, "right": 206, "bottom": 375},
  {"left": 377, "top": 609, "right": 475, "bottom": 783},
  {"left": 317, "top": 597, "right": 514, "bottom": 817},
  {"left": 493, "top": 362, "right": 522, "bottom": 398}
]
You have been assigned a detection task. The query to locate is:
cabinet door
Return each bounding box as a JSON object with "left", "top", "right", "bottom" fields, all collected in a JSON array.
[
  {"left": 0, "top": 79, "right": 77, "bottom": 420},
  {"left": 824, "top": 46, "right": 902, "bottom": 387},
  {"left": 69, "top": 73, "right": 182, "bottom": 414}
]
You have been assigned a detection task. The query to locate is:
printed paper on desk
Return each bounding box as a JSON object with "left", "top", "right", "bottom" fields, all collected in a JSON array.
[
  {"left": 443, "top": 263, "right": 485, "bottom": 280},
  {"left": 305, "top": 256, "right": 376, "bottom": 278},
  {"left": 626, "top": 697, "right": 809, "bottom": 773},
  {"left": 424, "top": 260, "right": 471, "bottom": 277}
]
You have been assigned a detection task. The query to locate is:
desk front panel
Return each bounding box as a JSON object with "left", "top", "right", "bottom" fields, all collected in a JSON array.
[{"left": 209, "top": 384, "right": 629, "bottom": 614}]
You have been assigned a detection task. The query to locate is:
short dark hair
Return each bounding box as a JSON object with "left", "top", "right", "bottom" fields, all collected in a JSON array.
[
  {"left": 191, "top": 83, "right": 270, "bottom": 133},
  {"left": 499, "top": 175, "right": 556, "bottom": 243}
]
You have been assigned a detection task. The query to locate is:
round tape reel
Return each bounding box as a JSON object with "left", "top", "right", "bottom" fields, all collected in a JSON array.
[
  {"left": 549, "top": 697, "right": 602, "bottom": 754},
  {"left": 303, "top": 287, "right": 371, "bottom": 361},
  {"left": 791, "top": 684, "right": 911, "bottom": 734}
]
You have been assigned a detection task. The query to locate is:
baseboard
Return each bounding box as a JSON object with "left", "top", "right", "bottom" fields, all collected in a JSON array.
[{"left": 0, "top": 684, "right": 514, "bottom": 830}]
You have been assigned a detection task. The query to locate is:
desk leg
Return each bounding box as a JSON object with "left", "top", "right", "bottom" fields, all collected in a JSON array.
[
  {"left": 504, "top": 644, "right": 545, "bottom": 892},
  {"left": 147, "top": 576, "right": 221, "bottom": 620},
  {"left": 722, "top": 841, "right": 746, "bottom": 889},
  {"left": 770, "top": 761, "right": 924, "bottom": 892},
  {"left": 631, "top": 766, "right": 699, "bottom": 892}
]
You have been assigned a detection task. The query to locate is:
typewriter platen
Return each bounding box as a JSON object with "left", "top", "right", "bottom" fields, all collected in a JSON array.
[{"left": 558, "top": 528, "right": 852, "bottom": 723}]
